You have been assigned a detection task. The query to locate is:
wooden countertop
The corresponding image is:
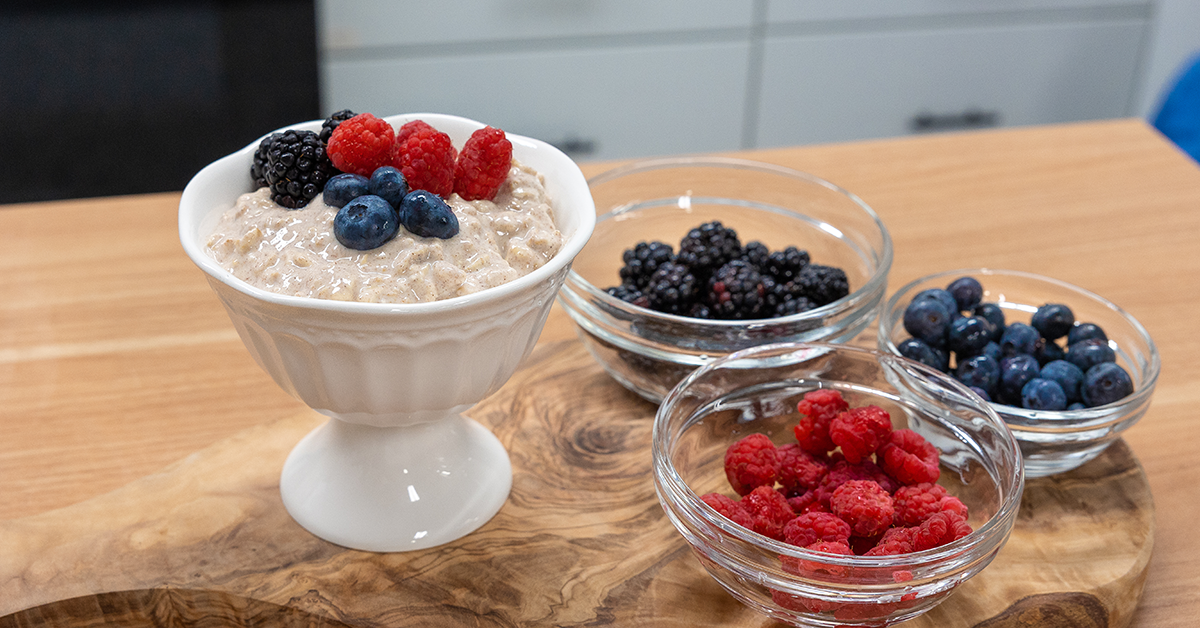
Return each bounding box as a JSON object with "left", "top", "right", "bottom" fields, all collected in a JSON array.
[{"left": 2, "top": 119, "right": 1198, "bottom": 625}]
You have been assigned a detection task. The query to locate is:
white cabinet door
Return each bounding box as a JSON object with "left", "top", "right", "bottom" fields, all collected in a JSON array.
[
  {"left": 754, "top": 19, "right": 1146, "bottom": 147},
  {"left": 767, "top": 0, "right": 1150, "bottom": 22},
  {"left": 323, "top": 42, "right": 751, "bottom": 160}
]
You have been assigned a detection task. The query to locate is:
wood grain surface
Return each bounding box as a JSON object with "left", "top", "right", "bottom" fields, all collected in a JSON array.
[
  {"left": 2, "top": 119, "right": 1199, "bottom": 626},
  {"left": 0, "top": 341, "right": 1154, "bottom": 627}
]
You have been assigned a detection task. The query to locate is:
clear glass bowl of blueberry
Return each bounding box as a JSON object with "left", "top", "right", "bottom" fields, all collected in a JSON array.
[
  {"left": 557, "top": 157, "right": 893, "bottom": 403},
  {"left": 877, "top": 268, "right": 1159, "bottom": 477}
]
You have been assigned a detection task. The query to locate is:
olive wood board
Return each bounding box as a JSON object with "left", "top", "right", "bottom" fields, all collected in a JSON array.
[{"left": 0, "top": 341, "right": 1153, "bottom": 627}]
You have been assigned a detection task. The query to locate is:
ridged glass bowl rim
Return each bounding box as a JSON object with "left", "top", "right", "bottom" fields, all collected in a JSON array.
[
  {"left": 652, "top": 341, "right": 1024, "bottom": 574},
  {"left": 562, "top": 156, "right": 894, "bottom": 330},
  {"left": 877, "top": 268, "right": 1160, "bottom": 429}
]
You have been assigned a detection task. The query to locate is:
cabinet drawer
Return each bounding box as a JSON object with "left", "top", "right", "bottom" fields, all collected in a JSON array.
[
  {"left": 767, "top": 0, "right": 1150, "bottom": 23},
  {"left": 754, "top": 20, "right": 1145, "bottom": 147},
  {"left": 319, "top": 0, "right": 754, "bottom": 49},
  {"left": 322, "top": 42, "right": 750, "bottom": 160}
]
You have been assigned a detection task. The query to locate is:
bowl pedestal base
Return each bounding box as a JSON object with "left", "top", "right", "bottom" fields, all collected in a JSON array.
[{"left": 279, "top": 414, "right": 511, "bottom": 552}]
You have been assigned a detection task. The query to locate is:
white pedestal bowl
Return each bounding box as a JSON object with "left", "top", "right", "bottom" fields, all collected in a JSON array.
[{"left": 179, "top": 113, "right": 595, "bottom": 552}]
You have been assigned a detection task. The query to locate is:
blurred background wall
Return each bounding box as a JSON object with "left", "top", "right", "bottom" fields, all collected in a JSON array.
[{"left": 2, "top": 0, "right": 1197, "bottom": 204}]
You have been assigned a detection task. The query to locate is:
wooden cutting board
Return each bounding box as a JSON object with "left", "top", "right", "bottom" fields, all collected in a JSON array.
[{"left": 0, "top": 341, "right": 1153, "bottom": 627}]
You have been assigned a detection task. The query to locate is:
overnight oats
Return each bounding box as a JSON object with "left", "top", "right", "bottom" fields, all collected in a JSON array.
[{"left": 205, "top": 111, "right": 564, "bottom": 304}]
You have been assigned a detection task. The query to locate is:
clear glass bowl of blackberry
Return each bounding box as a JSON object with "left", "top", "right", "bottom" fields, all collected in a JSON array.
[
  {"left": 877, "top": 268, "right": 1159, "bottom": 478},
  {"left": 557, "top": 157, "right": 893, "bottom": 403},
  {"left": 653, "top": 342, "right": 1022, "bottom": 627}
]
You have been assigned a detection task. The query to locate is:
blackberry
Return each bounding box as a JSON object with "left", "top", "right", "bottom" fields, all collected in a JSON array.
[
  {"left": 741, "top": 241, "right": 771, "bottom": 271},
  {"left": 677, "top": 221, "right": 742, "bottom": 280},
  {"left": 645, "top": 262, "right": 698, "bottom": 315},
  {"left": 319, "top": 109, "right": 358, "bottom": 143},
  {"left": 688, "top": 302, "right": 713, "bottom": 319},
  {"left": 708, "top": 260, "right": 767, "bottom": 320},
  {"left": 251, "top": 132, "right": 282, "bottom": 189},
  {"left": 796, "top": 264, "right": 850, "bottom": 306},
  {"left": 765, "top": 246, "right": 810, "bottom": 282},
  {"left": 619, "top": 241, "right": 675, "bottom": 290},
  {"left": 264, "top": 129, "right": 339, "bottom": 209},
  {"left": 606, "top": 285, "right": 650, "bottom": 308},
  {"left": 775, "top": 295, "right": 817, "bottom": 317}
]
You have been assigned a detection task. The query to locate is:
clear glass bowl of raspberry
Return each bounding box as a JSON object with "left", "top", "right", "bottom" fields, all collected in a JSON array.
[
  {"left": 653, "top": 342, "right": 1023, "bottom": 628},
  {"left": 877, "top": 268, "right": 1159, "bottom": 478},
  {"left": 557, "top": 157, "right": 893, "bottom": 403}
]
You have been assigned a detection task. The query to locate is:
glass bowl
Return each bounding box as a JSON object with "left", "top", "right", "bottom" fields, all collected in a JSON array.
[
  {"left": 653, "top": 342, "right": 1023, "bottom": 627},
  {"left": 557, "top": 157, "right": 893, "bottom": 403},
  {"left": 877, "top": 268, "right": 1159, "bottom": 478}
]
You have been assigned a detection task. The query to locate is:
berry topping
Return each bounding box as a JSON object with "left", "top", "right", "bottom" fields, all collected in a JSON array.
[
  {"left": 323, "top": 173, "right": 370, "bottom": 208},
  {"left": 829, "top": 479, "right": 895, "bottom": 537},
  {"left": 708, "top": 260, "right": 768, "bottom": 320},
  {"left": 327, "top": 112, "right": 398, "bottom": 177},
  {"left": 677, "top": 221, "right": 742, "bottom": 280},
  {"left": 828, "top": 405, "right": 893, "bottom": 464},
  {"left": 251, "top": 132, "right": 281, "bottom": 189},
  {"left": 398, "top": 189, "right": 459, "bottom": 239},
  {"left": 368, "top": 166, "right": 410, "bottom": 208},
  {"left": 319, "top": 109, "right": 358, "bottom": 143},
  {"left": 782, "top": 511, "right": 852, "bottom": 547},
  {"left": 619, "top": 241, "right": 676, "bottom": 290},
  {"left": 455, "top": 126, "right": 513, "bottom": 201},
  {"left": 333, "top": 194, "right": 399, "bottom": 250},
  {"left": 395, "top": 120, "right": 457, "bottom": 197},
  {"left": 262, "top": 129, "right": 338, "bottom": 209},
  {"left": 723, "top": 433, "right": 780, "bottom": 496},
  {"left": 741, "top": 485, "right": 795, "bottom": 540},
  {"left": 793, "top": 388, "right": 848, "bottom": 455},
  {"left": 700, "top": 492, "right": 754, "bottom": 528},
  {"left": 878, "top": 428, "right": 940, "bottom": 485}
]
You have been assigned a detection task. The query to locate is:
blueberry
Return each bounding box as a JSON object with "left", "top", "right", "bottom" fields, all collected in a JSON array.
[
  {"left": 999, "top": 322, "right": 1039, "bottom": 357},
  {"left": 323, "top": 173, "right": 369, "bottom": 208},
  {"left": 898, "top": 337, "right": 950, "bottom": 372},
  {"left": 972, "top": 302, "right": 1006, "bottom": 339},
  {"left": 368, "top": 166, "right": 409, "bottom": 209},
  {"left": 399, "top": 190, "right": 460, "bottom": 239},
  {"left": 914, "top": 288, "right": 961, "bottom": 320},
  {"left": 1066, "top": 338, "right": 1116, "bottom": 372},
  {"left": 969, "top": 386, "right": 992, "bottom": 402},
  {"left": 333, "top": 194, "right": 399, "bottom": 250},
  {"left": 1082, "top": 362, "right": 1134, "bottom": 407},
  {"left": 1067, "top": 402, "right": 1087, "bottom": 411},
  {"left": 1067, "top": 322, "right": 1108, "bottom": 346},
  {"left": 946, "top": 276, "right": 984, "bottom": 311},
  {"left": 1021, "top": 378, "right": 1068, "bottom": 411},
  {"left": 999, "top": 354, "right": 1041, "bottom": 403},
  {"left": 981, "top": 340, "right": 1002, "bottom": 362},
  {"left": 1034, "top": 337, "right": 1066, "bottom": 365},
  {"left": 956, "top": 354, "right": 1000, "bottom": 397},
  {"left": 1040, "top": 359, "right": 1085, "bottom": 402},
  {"left": 1031, "top": 303, "right": 1075, "bottom": 340},
  {"left": 947, "top": 315, "right": 998, "bottom": 358},
  {"left": 902, "top": 297, "right": 953, "bottom": 347}
]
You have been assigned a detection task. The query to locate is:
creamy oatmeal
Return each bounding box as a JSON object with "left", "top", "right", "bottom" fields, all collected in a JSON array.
[{"left": 206, "top": 161, "right": 563, "bottom": 303}]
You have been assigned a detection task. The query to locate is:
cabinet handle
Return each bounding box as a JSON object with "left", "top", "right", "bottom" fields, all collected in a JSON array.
[
  {"left": 910, "top": 109, "right": 1000, "bottom": 133},
  {"left": 551, "top": 137, "right": 597, "bottom": 157}
]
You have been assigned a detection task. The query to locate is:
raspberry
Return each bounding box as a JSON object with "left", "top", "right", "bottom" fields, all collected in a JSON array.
[
  {"left": 879, "top": 428, "right": 940, "bottom": 485},
  {"left": 793, "top": 388, "right": 848, "bottom": 454},
  {"left": 829, "top": 405, "right": 893, "bottom": 464},
  {"left": 780, "top": 539, "right": 854, "bottom": 583},
  {"left": 782, "top": 511, "right": 851, "bottom": 547},
  {"left": 913, "top": 511, "right": 973, "bottom": 551},
  {"left": 776, "top": 443, "right": 829, "bottom": 496},
  {"left": 863, "top": 526, "right": 917, "bottom": 556},
  {"left": 394, "top": 120, "right": 457, "bottom": 197},
  {"left": 741, "top": 485, "right": 795, "bottom": 540},
  {"left": 723, "top": 433, "right": 779, "bottom": 496},
  {"left": 326, "top": 113, "right": 397, "bottom": 177},
  {"left": 786, "top": 490, "right": 826, "bottom": 514},
  {"left": 830, "top": 480, "right": 894, "bottom": 537},
  {"left": 454, "top": 126, "right": 513, "bottom": 201},
  {"left": 700, "top": 492, "right": 754, "bottom": 529},
  {"left": 813, "top": 458, "right": 899, "bottom": 507}
]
